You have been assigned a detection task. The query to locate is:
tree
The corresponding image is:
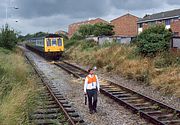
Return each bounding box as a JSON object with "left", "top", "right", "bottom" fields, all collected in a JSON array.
[
  {"left": 78, "top": 24, "right": 94, "bottom": 38},
  {"left": 71, "top": 22, "right": 115, "bottom": 40},
  {"left": 93, "top": 23, "right": 114, "bottom": 36},
  {"left": 136, "top": 24, "right": 172, "bottom": 57},
  {"left": 0, "top": 24, "right": 18, "bottom": 50}
]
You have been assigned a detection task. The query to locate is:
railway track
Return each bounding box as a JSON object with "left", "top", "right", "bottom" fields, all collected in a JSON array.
[
  {"left": 25, "top": 52, "right": 86, "bottom": 125},
  {"left": 54, "top": 61, "right": 180, "bottom": 125}
]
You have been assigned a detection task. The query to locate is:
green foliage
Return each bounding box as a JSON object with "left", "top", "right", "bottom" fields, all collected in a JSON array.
[
  {"left": 64, "top": 39, "right": 79, "bottom": 49},
  {"left": 71, "top": 32, "right": 84, "bottom": 40},
  {"left": 136, "top": 25, "right": 172, "bottom": 57},
  {"left": 80, "top": 40, "right": 97, "bottom": 51},
  {"left": 78, "top": 24, "right": 94, "bottom": 37},
  {"left": 0, "top": 24, "right": 18, "bottom": 50},
  {"left": 71, "top": 23, "right": 114, "bottom": 40},
  {"left": 93, "top": 23, "right": 114, "bottom": 36}
]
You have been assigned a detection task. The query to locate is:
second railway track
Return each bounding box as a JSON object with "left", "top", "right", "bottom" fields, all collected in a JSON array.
[
  {"left": 54, "top": 61, "right": 180, "bottom": 125},
  {"left": 25, "top": 51, "right": 86, "bottom": 125}
]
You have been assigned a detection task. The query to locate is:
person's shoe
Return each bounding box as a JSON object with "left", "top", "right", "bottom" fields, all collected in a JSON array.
[
  {"left": 89, "top": 110, "right": 93, "bottom": 114},
  {"left": 94, "top": 109, "right": 97, "bottom": 113}
]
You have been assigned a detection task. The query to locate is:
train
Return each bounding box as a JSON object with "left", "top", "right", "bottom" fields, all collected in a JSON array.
[{"left": 25, "top": 34, "right": 64, "bottom": 60}]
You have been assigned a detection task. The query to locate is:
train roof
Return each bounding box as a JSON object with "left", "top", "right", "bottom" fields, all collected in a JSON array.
[
  {"left": 27, "top": 34, "right": 62, "bottom": 40},
  {"left": 45, "top": 34, "right": 61, "bottom": 38}
]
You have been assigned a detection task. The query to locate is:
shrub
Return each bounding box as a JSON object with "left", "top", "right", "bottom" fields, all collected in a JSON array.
[
  {"left": 0, "top": 24, "right": 18, "bottom": 50},
  {"left": 80, "top": 40, "right": 97, "bottom": 51},
  {"left": 136, "top": 25, "right": 172, "bottom": 57},
  {"left": 154, "top": 52, "right": 180, "bottom": 68},
  {"left": 71, "top": 32, "right": 84, "bottom": 40}
]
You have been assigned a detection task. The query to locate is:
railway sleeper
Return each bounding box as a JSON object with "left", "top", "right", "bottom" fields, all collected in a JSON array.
[
  {"left": 59, "top": 100, "right": 69, "bottom": 104},
  {"left": 120, "top": 96, "right": 141, "bottom": 100},
  {"left": 62, "top": 103, "right": 72, "bottom": 107},
  {"left": 65, "top": 107, "right": 76, "bottom": 113},
  {"left": 33, "top": 108, "right": 61, "bottom": 114},
  {"left": 136, "top": 105, "right": 158, "bottom": 110},
  {"left": 68, "top": 112, "right": 80, "bottom": 117},
  {"left": 30, "top": 119, "right": 67, "bottom": 125},
  {"left": 161, "top": 119, "right": 180, "bottom": 124},
  {"left": 111, "top": 91, "right": 128, "bottom": 95},
  {"left": 125, "top": 99, "right": 145, "bottom": 104},
  {"left": 107, "top": 90, "right": 123, "bottom": 93},
  {"left": 156, "top": 113, "right": 179, "bottom": 121},
  {"left": 38, "top": 104, "right": 59, "bottom": 109},
  {"left": 132, "top": 102, "right": 151, "bottom": 107},
  {"left": 30, "top": 113, "right": 61, "bottom": 119},
  {"left": 115, "top": 93, "right": 132, "bottom": 98}
]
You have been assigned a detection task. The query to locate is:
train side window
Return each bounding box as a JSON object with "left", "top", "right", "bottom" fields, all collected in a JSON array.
[
  {"left": 47, "top": 39, "right": 51, "bottom": 46},
  {"left": 52, "top": 38, "right": 57, "bottom": 46},
  {"left": 58, "top": 39, "right": 62, "bottom": 46}
]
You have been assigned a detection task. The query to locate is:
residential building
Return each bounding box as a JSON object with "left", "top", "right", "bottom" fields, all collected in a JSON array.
[
  {"left": 55, "top": 30, "right": 68, "bottom": 36},
  {"left": 137, "top": 9, "right": 180, "bottom": 36},
  {"left": 68, "top": 18, "right": 107, "bottom": 38},
  {"left": 110, "top": 13, "right": 139, "bottom": 37}
]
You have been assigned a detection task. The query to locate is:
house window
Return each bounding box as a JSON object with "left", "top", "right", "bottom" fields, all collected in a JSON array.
[
  {"left": 148, "top": 21, "right": 155, "bottom": 26},
  {"left": 138, "top": 23, "right": 143, "bottom": 28},
  {"left": 165, "top": 19, "right": 171, "bottom": 25},
  {"left": 173, "top": 32, "right": 179, "bottom": 37}
]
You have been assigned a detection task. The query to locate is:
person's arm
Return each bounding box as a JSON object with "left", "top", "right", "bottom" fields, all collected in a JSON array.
[
  {"left": 96, "top": 75, "right": 100, "bottom": 91},
  {"left": 84, "top": 77, "right": 88, "bottom": 93}
]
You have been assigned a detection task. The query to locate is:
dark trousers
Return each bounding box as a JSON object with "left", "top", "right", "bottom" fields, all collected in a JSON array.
[{"left": 86, "top": 89, "right": 97, "bottom": 111}]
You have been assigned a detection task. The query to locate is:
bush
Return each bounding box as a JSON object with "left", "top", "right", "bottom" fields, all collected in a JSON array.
[
  {"left": 136, "top": 25, "right": 172, "bottom": 57},
  {"left": 80, "top": 40, "right": 97, "bottom": 51},
  {"left": 0, "top": 24, "right": 18, "bottom": 50},
  {"left": 64, "top": 39, "right": 78, "bottom": 49},
  {"left": 154, "top": 52, "right": 180, "bottom": 68},
  {"left": 71, "top": 32, "right": 84, "bottom": 40}
]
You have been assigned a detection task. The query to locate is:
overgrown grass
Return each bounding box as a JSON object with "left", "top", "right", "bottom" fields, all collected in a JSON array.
[
  {"left": 0, "top": 47, "right": 40, "bottom": 125},
  {"left": 65, "top": 41, "right": 180, "bottom": 97}
]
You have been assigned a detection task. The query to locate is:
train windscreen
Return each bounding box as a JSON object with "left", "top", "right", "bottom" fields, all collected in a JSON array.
[
  {"left": 52, "top": 38, "right": 57, "bottom": 46},
  {"left": 58, "top": 39, "right": 62, "bottom": 46},
  {"left": 47, "top": 39, "right": 51, "bottom": 46}
]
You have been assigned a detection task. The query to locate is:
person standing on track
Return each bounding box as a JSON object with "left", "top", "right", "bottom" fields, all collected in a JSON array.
[{"left": 84, "top": 68, "right": 100, "bottom": 114}]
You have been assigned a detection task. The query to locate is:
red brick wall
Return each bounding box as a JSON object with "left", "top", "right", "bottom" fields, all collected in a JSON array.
[
  {"left": 171, "top": 20, "right": 180, "bottom": 36},
  {"left": 68, "top": 18, "right": 107, "bottom": 38},
  {"left": 111, "top": 14, "right": 138, "bottom": 36}
]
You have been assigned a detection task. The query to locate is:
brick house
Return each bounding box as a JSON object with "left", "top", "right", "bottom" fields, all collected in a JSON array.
[
  {"left": 137, "top": 9, "right": 180, "bottom": 36},
  {"left": 68, "top": 18, "right": 107, "bottom": 38},
  {"left": 110, "top": 13, "right": 139, "bottom": 37}
]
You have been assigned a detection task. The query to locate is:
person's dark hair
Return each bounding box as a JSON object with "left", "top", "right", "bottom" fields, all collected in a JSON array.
[{"left": 88, "top": 68, "right": 93, "bottom": 73}]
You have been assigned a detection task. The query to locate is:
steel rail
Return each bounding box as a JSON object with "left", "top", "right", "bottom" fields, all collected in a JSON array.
[
  {"left": 55, "top": 61, "right": 180, "bottom": 125},
  {"left": 25, "top": 53, "right": 78, "bottom": 125}
]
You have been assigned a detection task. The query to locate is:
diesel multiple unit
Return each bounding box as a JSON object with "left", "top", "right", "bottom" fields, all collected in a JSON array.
[{"left": 26, "top": 34, "right": 64, "bottom": 60}]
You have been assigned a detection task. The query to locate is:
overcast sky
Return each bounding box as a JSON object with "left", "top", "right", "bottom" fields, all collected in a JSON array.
[{"left": 0, "top": 0, "right": 180, "bottom": 35}]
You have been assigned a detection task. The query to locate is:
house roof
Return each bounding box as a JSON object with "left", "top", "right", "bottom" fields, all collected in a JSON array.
[
  {"left": 69, "top": 18, "right": 108, "bottom": 26},
  {"left": 111, "top": 13, "right": 139, "bottom": 22},
  {"left": 138, "top": 9, "right": 180, "bottom": 23}
]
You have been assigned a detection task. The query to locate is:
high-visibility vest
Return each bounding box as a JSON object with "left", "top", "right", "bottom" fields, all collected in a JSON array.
[{"left": 87, "top": 75, "right": 97, "bottom": 84}]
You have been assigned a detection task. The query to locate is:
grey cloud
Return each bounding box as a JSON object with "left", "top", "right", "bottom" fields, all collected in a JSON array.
[
  {"left": 111, "top": 0, "right": 164, "bottom": 10},
  {"left": 166, "top": 0, "right": 180, "bottom": 5},
  {"left": 16, "top": 0, "right": 109, "bottom": 19},
  {"left": 1, "top": 0, "right": 180, "bottom": 35}
]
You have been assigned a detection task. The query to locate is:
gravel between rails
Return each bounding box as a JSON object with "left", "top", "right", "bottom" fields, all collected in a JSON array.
[
  {"left": 67, "top": 61, "right": 180, "bottom": 110},
  {"left": 25, "top": 51, "right": 151, "bottom": 125}
]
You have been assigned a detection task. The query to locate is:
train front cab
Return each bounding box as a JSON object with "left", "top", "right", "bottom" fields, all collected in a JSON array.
[{"left": 44, "top": 37, "right": 64, "bottom": 59}]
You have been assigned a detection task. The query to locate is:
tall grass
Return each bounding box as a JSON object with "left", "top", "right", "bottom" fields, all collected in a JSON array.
[
  {"left": 0, "top": 47, "right": 40, "bottom": 124},
  {"left": 66, "top": 42, "right": 180, "bottom": 97}
]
